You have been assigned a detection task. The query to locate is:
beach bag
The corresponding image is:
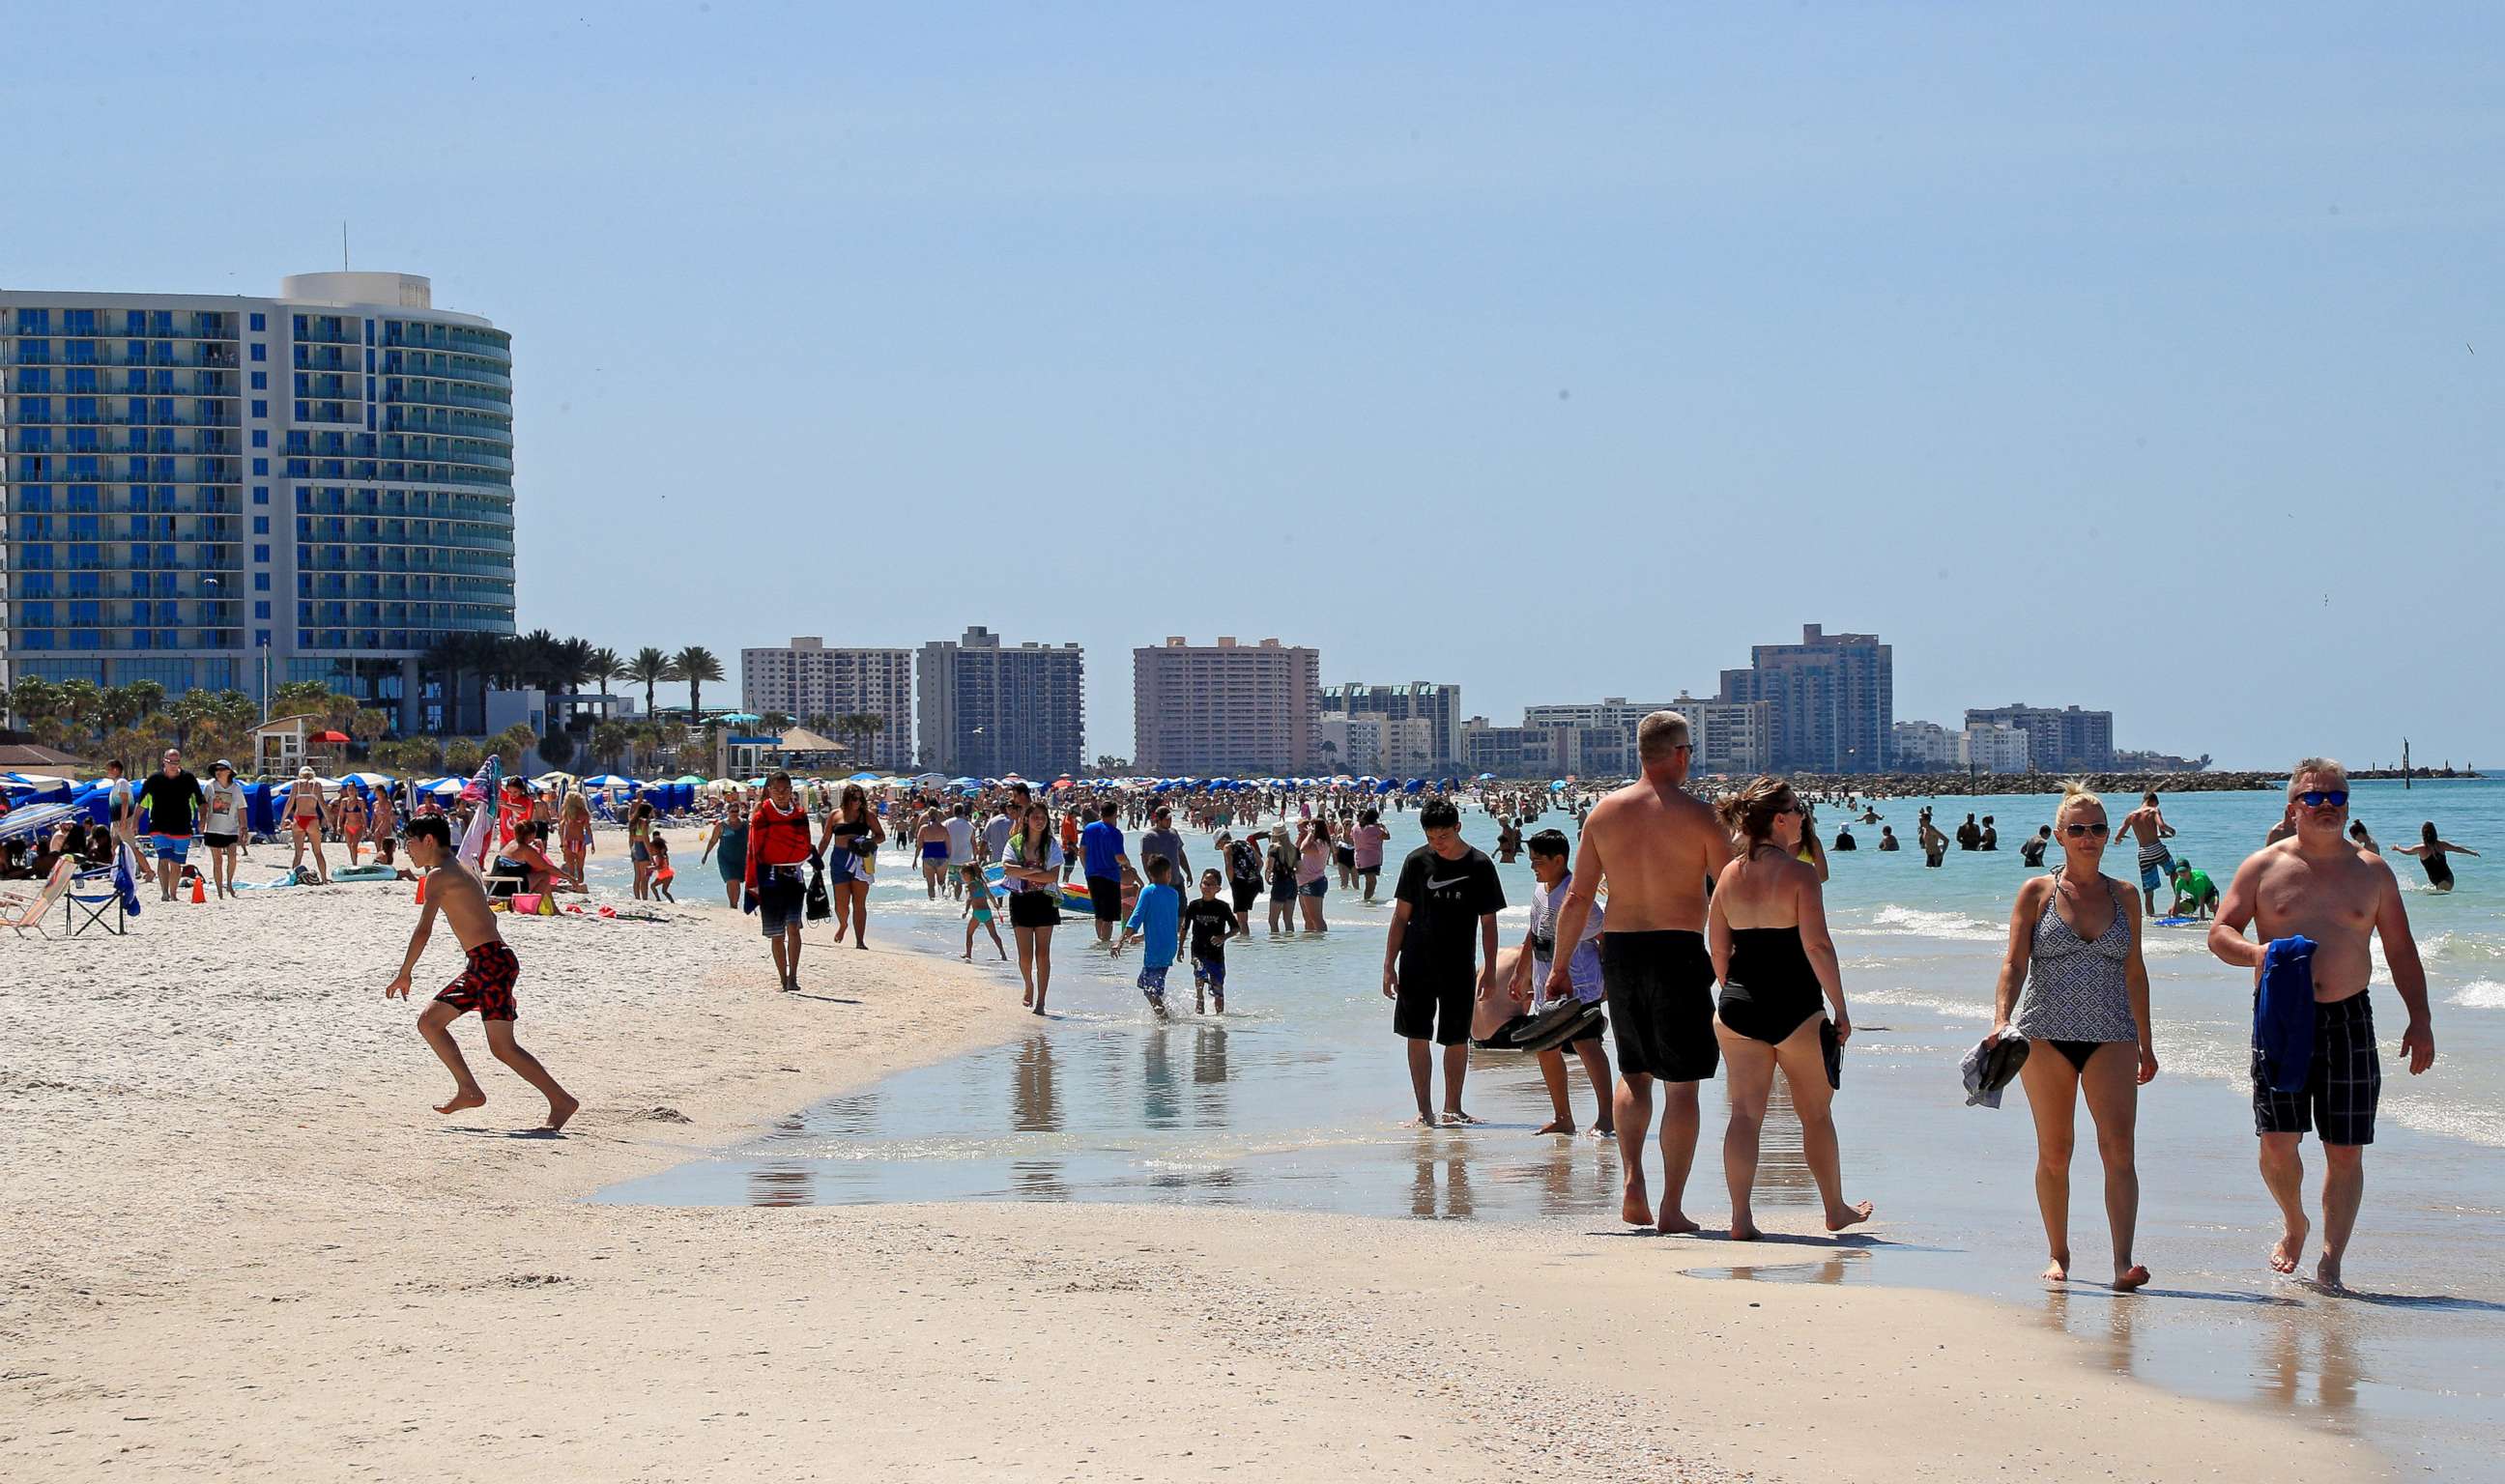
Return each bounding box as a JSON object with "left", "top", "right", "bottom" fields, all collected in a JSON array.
[
  {"left": 511, "top": 892, "right": 556, "bottom": 917},
  {"left": 804, "top": 857, "right": 831, "bottom": 921}
]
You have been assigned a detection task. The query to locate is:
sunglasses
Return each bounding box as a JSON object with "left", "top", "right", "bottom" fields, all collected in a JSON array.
[
  {"left": 2062, "top": 822, "right": 2111, "bottom": 838},
  {"left": 2297, "top": 790, "right": 2348, "bottom": 809}
]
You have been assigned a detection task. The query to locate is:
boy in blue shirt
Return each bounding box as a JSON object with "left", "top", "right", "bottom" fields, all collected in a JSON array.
[{"left": 1114, "top": 856, "right": 1184, "bottom": 1017}]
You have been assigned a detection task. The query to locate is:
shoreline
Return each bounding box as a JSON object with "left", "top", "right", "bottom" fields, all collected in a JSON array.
[{"left": 0, "top": 872, "right": 2384, "bottom": 1480}]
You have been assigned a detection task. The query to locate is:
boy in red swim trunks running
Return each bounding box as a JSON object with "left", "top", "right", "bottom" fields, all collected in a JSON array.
[{"left": 387, "top": 815, "right": 579, "bottom": 1130}]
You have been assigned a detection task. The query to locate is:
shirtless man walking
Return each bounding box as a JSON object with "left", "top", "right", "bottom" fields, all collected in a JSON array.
[
  {"left": 1546, "top": 712, "right": 1732, "bottom": 1232},
  {"left": 387, "top": 815, "right": 579, "bottom": 1130},
  {"left": 2208, "top": 758, "right": 2434, "bottom": 1288},
  {"left": 2116, "top": 791, "right": 2177, "bottom": 919}
]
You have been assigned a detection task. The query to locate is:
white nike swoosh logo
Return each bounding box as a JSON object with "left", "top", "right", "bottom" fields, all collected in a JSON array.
[{"left": 1426, "top": 876, "right": 1466, "bottom": 889}]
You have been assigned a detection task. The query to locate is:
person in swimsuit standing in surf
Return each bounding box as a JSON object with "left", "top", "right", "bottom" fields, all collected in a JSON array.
[
  {"left": 1707, "top": 776, "right": 1871, "bottom": 1241},
  {"left": 1987, "top": 781, "right": 2157, "bottom": 1290}
]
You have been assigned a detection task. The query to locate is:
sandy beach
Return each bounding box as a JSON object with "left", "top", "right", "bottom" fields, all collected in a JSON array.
[{"left": 1, "top": 867, "right": 2384, "bottom": 1481}]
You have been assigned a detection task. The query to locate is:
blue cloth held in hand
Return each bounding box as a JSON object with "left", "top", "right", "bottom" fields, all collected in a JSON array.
[{"left": 2254, "top": 935, "right": 2318, "bottom": 1093}]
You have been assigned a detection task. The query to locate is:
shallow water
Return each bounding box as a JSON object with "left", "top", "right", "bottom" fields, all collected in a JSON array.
[{"left": 603, "top": 779, "right": 2505, "bottom": 1471}]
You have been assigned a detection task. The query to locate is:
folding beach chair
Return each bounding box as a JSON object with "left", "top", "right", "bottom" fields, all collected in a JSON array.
[
  {"left": 1, "top": 858, "right": 75, "bottom": 938},
  {"left": 63, "top": 864, "right": 128, "bottom": 936}
]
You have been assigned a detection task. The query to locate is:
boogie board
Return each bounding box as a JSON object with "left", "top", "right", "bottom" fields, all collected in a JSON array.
[{"left": 2154, "top": 915, "right": 2202, "bottom": 928}]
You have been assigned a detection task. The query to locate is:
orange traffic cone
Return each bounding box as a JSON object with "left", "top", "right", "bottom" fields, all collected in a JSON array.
[
  {"left": 414, "top": 872, "right": 427, "bottom": 905},
  {"left": 190, "top": 874, "right": 206, "bottom": 904}
]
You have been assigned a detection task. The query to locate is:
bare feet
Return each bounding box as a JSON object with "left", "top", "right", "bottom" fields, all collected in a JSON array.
[
  {"left": 1728, "top": 1214, "right": 1761, "bottom": 1241},
  {"left": 1535, "top": 1118, "right": 1575, "bottom": 1136},
  {"left": 1622, "top": 1181, "right": 1654, "bottom": 1228},
  {"left": 1416, "top": 1113, "right": 1440, "bottom": 1128},
  {"left": 2314, "top": 1253, "right": 2345, "bottom": 1290},
  {"left": 1826, "top": 1201, "right": 1875, "bottom": 1233},
  {"left": 2270, "top": 1217, "right": 2311, "bottom": 1274},
  {"left": 1440, "top": 1109, "right": 1481, "bottom": 1127},
  {"left": 434, "top": 1087, "right": 486, "bottom": 1115},
  {"left": 544, "top": 1092, "right": 580, "bottom": 1132},
  {"left": 1591, "top": 1125, "right": 1616, "bottom": 1139},
  {"left": 2114, "top": 1264, "right": 2150, "bottom": 1292},
  {"left": 2042, "top": 1256, "right": 2070, "bottom": 1282}
]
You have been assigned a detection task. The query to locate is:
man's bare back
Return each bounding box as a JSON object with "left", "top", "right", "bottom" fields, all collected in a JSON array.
[
  {"left": 2118, "top": 800, "right": 2169, "bottom": 850},
  {"left": 1573, "top": 779, "right": 1728, "bottom": 932}
]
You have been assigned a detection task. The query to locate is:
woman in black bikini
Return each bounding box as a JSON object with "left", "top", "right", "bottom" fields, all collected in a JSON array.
[
  {"left": 1987, "top": 781, "right": 2157, "bottom": 1290},
  {"left": 817, "top": 783, "right": 885, "bottom": 948},
  {"left": 2394, "top": 820, "right": 2478, "bottom": 892},
  {"left": 1708, "top": 777, "right": 1871, "bottom": 1241}
]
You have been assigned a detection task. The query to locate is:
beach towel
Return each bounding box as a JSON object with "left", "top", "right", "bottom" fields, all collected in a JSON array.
[
  {"left": 2255, "top": 935, "right": 2318, "bottom": 1094},
  {"left": 1960, "top": 1035, "right": 2030, "bottom": 1108}
]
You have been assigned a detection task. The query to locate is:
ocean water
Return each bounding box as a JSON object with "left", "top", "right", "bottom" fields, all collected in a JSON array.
[{"left": 603, "top": 779, "right": 2504, "bottom": 1470}]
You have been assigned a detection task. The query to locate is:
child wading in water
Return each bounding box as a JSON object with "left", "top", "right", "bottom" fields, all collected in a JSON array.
[
  {"left": 648, "top": 834, "right": 677, "bottom": 902},
  {"left": 1182, "top": 867, "right": 1242, "bottom": 1013},
  {"left": 962, "top": 865, "right": 1007, "bottom": 960},
  {"left": 1113, "top": 856, "right": 1183, "bottom": 1018},
  {"left": 387, "top": 815, "right": 579, "bottom": 1130}
]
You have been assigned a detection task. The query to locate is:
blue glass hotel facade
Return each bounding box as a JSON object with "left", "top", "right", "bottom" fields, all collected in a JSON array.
[{"left": 1, "top": 272, "right": 513, "bottom": 728}]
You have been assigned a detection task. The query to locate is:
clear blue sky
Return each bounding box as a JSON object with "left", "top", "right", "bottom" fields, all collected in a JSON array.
[{"left": 11, "top": 3, "right": 2500, "bottom": 768}]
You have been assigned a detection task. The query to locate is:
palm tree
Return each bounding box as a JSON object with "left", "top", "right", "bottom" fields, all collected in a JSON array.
[
  {"left": 590, "top": 720, "right": 630, "bottom": 771},
  {"left": 627, "top": 647, "right": 677, "bottom": 719},
  {"left": 585, "top": 645, "right": 625, "bottom": 697},
  {"left": 673, "top": 645, "right": 724, "bottom": 717},
  {"left": 761, "top": 710, "right": 794, "bottom": 734}
]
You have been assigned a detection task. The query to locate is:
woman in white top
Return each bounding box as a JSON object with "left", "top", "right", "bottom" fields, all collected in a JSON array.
[
  {"left": 201, "top": 760, "right": 247, "bottom": 899},
  {"left": 999, "top": 801, "right": 1065, "bottom": 1013}
]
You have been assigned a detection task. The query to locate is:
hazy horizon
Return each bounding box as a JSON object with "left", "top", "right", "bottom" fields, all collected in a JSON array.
[{"left": 7, "top": 3, "right": 2499, "bottom": 770}]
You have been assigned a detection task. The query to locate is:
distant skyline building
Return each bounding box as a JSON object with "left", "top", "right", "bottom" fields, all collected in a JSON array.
[
  {"left": 2, "top": 272, "right": 515, "bottom": 729},
  {"left": 1718, "top": 624, "right": 1893, "bottom": 774},
  {"left": 1135, "top": 636, "right": 1319, "bottom": 776},
  {"left": 1960, "top": 721, "right": 2033, "bottom": 775},
  {"left": 1891, "top": 720, "right": 1960, "bottom": 772},
  {"left": 914, "top": 625, "right": 1085, "bottom": 778},
  {"left": 1320, "top": 681, "right": 1463, "bottom": 770},
  {"left": 1964, "top": 702, "right": 2115, "bottom": 773},
  {"left": 1666, "top": 693, "right": 1771, "bottom": 777},
  {"left": 738, "top": 637, "right": 913, "bottom": 769}
]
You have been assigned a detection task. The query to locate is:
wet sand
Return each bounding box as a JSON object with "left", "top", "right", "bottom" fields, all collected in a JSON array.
[{"left": 0, "top": 859, "right": 2376, "bottom": 1480}]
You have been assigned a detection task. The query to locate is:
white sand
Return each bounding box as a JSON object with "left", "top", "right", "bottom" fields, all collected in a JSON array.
[{"left": 0, "top": 865, "right": 2378, "bottom": 1480}]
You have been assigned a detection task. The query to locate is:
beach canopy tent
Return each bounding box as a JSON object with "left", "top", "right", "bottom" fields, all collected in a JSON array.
[
  {"left": 0, "top": 801, "right": 78, "bottom": 842},
  {"left": 848, "top": 772, "right": 881, "bottom": 783},
  {"left": 4, "top": 773, "right": 75, "bottom": 804},
  {"left": 242, "top": 782, "right": 280, "bottom": 836},
  {"left": 715, "top": 712, "right": 762, "bottom": 724}
]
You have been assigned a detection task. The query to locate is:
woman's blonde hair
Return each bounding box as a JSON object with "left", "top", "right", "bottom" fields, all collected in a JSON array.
[
  {"left": 2055, "top": 779, "right": 2103, "bottom": 824},
  {"left": 1715, "top": 775, "right": 1798, "bottom": 845}
]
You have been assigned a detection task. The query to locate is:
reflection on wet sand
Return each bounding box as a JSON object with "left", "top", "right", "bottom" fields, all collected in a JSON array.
[
  {"left": 2263, "top": 1306, "right": 2364, "bottom": 1418},
  {"left": 1013, "top": 1035, "right": 1060, "bottom": 1132},
  {"left": 1011, "top": 1158, "right": 1070, "bottom": 1202},
  {"left": 1143, "top": 1029, "right": 1180, "bottom": 1128},
  {"left": 747, "top": 1163, "right": 815, "bottom": 1209},
  {"left": 1411, "top": 1148, "right": 1476, "bottom": 1220},
  {"left": 1688, "top": 1251, "right": 1869, "bottom": 1285}
]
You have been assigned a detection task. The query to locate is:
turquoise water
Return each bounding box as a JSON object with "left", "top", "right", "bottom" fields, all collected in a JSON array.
[{"left": 603, "top": 780, "right": 2505, "bottom": 1469}]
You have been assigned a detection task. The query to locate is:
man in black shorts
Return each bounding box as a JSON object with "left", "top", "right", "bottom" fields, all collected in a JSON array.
[
  {"left": 1381, "top": 799, "right": 1504, "bottom": 1127},
  {"left": 2210, "top": 757, "right": 2435, "bottom": 1288},
  {"left": 1079, "top": 800, "right": 1130, "bottom": 944},
  {"left": 1545, "top": 712, "right": 1732, "bottom": 1232}
]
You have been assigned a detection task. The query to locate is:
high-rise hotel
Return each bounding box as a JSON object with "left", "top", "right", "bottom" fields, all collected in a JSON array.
[{"left": 2, "top": 272, "right": 514, "bottom": 728}]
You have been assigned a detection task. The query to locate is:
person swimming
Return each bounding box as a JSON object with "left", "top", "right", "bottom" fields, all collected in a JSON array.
[{"left": 2395, "top": 820, "right": 2478, "bottom": 891}]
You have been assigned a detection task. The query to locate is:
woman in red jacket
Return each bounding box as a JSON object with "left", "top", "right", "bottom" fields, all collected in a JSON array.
[{"left": 745, "top": 771, "right": 817, "bottom": 992}]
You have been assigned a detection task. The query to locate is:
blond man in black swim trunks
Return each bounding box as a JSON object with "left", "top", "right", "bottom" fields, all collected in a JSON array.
[
  {"left": 2209, "top": 757, "right": 2435, "bottom": 1288},
  {"left": 1545, "top": 712, "right": 1732, "bottom": 1233}
]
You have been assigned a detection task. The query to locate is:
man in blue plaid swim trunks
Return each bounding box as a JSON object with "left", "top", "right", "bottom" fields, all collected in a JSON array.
[{"left": 2209, "top": 758, "right": 2438, "bottom": 1290}]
